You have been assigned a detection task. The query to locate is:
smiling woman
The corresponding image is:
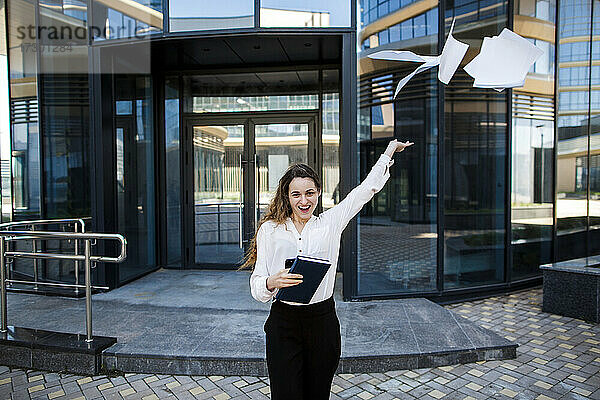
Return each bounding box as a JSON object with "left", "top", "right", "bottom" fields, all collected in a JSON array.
[
  {"left": 289, "top": 176, "right": 320, "bottom": 227},
  {"left": 243, "top": 139, "right": 412, "bottom": 400}
]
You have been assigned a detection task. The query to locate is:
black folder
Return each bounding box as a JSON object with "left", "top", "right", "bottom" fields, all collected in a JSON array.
[{"left": 275, "top": 256, "right": 331, "bottom": 304}]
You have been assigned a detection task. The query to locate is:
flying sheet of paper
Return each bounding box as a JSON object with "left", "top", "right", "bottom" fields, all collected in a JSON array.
[
  {"left": 368, "top": 51, "right": 439, "bottom": 97},
  {"left": 368, "top": 20, "right": 468, "bottom": 97},
  {"left": 463, "top": 28, "right": 543, "bottom": 91},
  {"left": 438, "top": 20, "right": 469, "bottom": 84}
]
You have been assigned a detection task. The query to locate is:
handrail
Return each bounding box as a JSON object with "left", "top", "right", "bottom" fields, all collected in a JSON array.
[
  {"left": 0, "top": 217, "right": 90, "bottom": 232},
  {"left": 0, "top": 218, "right": 91, "bottom": 292},
  {"left": 1, "top": 231, "right": 127, "bottom": 263},
  {"left": 0, "top": 229, "right": 127, "bottom": 343}
]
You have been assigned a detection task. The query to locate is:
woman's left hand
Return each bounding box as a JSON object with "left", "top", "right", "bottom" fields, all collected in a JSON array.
[{"left": 384, "top": 139, "right": 414, "bottom": 158}]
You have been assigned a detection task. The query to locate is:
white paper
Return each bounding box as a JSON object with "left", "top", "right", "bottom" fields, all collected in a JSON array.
[
  {"left": 463, "top": 28, "right": 543, "bottom": 90},
  {"left": 368, "top": 50, "right": 434, "bottom": 64},
  {"left": 438, "top": 20, "right": 469, "bottom": 85},
  {"left": 368, "top": 19, "right": 468, "bottom": 97}
]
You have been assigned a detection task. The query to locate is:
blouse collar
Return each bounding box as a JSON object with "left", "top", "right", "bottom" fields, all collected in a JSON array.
[{"left": 286, "top": 214, "right": 316, "bottom": 236}]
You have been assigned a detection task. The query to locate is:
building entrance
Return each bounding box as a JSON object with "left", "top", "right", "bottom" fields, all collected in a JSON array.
[
  {"left": 184, "top": 114, "right": 317, "bottom": 268},
  {"left": 161, "top": 67, "right": 340, "bottom": 271}
]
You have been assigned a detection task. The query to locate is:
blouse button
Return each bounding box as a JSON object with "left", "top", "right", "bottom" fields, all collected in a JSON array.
[{"left": 298, "top": 238, "right": 302, "bottom": 240}]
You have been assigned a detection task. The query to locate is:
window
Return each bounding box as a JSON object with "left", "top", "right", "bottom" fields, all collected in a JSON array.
[{"left": 170, "top": 0, "right": 253, "bottom": 32}]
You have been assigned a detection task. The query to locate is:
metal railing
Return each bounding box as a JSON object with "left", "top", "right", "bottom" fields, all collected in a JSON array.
[
  {"left": 0, "top": 228, "right": 127, "bottom": 342},
  {"left": 0, "top": 218, "right": 90, "bottom": 293}
]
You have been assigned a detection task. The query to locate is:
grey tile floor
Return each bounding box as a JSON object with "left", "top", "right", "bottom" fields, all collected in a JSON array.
[{"left": 1, "top": 287, "right": 599, "bottom": 399}]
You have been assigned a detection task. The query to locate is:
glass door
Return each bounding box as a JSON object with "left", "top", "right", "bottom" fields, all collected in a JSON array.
[
  {"left": 254, "top": 123, "right": 311, "bottom": 221},
  {"left": 190, "top": 123, "right": 246, "bottom": 266},
  {"left": 115, "top": 114, "right": 157, "bottom": 281},
  {"left": 185, "top": 115, "right": 317, "bottom": 268}
]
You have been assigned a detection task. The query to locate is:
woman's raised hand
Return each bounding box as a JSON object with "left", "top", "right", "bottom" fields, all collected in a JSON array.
[
  {"left": 384, "top": 139, "right": 414, "bottom": 158},
  {"left": 266, "top": 268, "right": 303, "bottom": 291}
]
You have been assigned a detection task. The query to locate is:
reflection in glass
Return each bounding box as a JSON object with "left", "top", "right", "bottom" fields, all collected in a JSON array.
[
  {"left": 165, "top": 78, "right": 181, "bottom": 265},
  {"left": 529, "top": 40, "right": 554, "bottom": 75},
  {"left": 511, "top": 0, "right": 556, "bottom": 278},
  {"left": 511, "top": 117, "right": 554, "bottom": 279},
  {"left": 255, "top": 124, "right": 308, "bottom": 217},
  {"left": 362, "top": 8, "right": 438, "bottom": 50},
  {"left": 170, "top": 0, "right": 253, "bottom": 31},
  {"left": 115, "top": 76, "right": 156, "bottom": 282},
  {"left": 116, "top": 101, "right": 133, "bottom": 115},
  {"left": 589, "top": 0, "right": 600, "bottom": 254},
  {"left": 515, "top": 0, "right": 556, "bottom": 23},
  {"left": 189, "top": 95, "right": 318, "bottom": 113},
  {"left": 444, "top": 79, "right": 507, "bottom": 288},
  {"left": 0, "top": 55, "right": 9, "bottom": 222},
  {"left": 11, "top": 122, "right": 40, "bottom": 218},
  {"left": 183, "top": 71, "right": 319, "bottom": 110},
  {"left": 8, "top": 0, "right": 38, "bottom": 79},
  {"left": 7, "top": 0, "right": 40, "bottom": 220},
  {"left": 260, "top": 0, "right": 350, "bottom": 27},
  {"left": 194, "top": 125, "right": 245, "bottom": 266},
  {"left": 35, "top": 0, "right": 92, "bottom": 284},
  {"left": 357, "top": 2, "right": 438, "bottom": 295},
  {"left": 37, "top": 0, "right": 90, "bottom": 219},
  {"left": 361, "top": 0, "right": 414, "bottom": 26},
  {"left": 556, "top": 0, "right": 591, "bottom": 260},
  {"left": 93, "top": 0, "right": 163, "bottom": 40},
  {"left": 116, "top": 126, "right": 125, "bottom": 228},
  {"left": 323, "top": 92, "right": 340, "bottom": 210},
  {"left": 443, "top": 1, "right": 508, "bottom": 288}
]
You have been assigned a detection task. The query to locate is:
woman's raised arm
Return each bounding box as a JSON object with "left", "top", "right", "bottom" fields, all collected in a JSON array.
[{"left": 321, "top": 139, "right": 413, "bottom": 235}]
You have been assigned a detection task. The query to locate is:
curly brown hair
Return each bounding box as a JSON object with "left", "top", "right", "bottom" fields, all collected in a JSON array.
[{"left": 239, "top": 163, "right": 321, "bottom": 270}]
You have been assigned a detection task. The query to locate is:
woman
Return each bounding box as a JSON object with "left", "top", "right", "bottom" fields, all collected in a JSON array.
[{"left": 244, "top": 139, "right": 413, "bottom": 400}]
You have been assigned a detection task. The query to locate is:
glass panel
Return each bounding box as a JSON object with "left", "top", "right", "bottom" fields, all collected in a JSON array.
[
  {"left": 511, "top": 117, "right": 554, "bottom": 279},
  {"left": 7, "top": 0, "right": 41, "bottom": 220},
  {"left": 323, "top": 91, "right": 340, "bottom": 211},
  {"left": 165, "top": 78, "right": 181, "bottom": 265},
  {"left": 514, "top": 0, "right": 556, "bottom": 23},
  {"left": 0, "top": 48, "right": 9, "bottom": 222},
  {"left": 170, "top": 0, "right": 254, "bottom": 32},
  {"left": 446, "top": 0, "right": 507, "bottom": 24},
  {"left": 511, "top": 0, "right": 556, "bottom": 279},
  {"left": 115, "top": 76, "right": 156, "bottom": 282},
  {"left": 92, "top": 0, "right": 163, "bottom": 40},
  {"left": 194, "top": 125, "right": 245, "bottom": 266},
  {"left": 255, "top": 124, "right": 309, "bottom": 218},
  {"left": 556, "top": 0, "right": 591, "bottom": 260},
  {"left": 37, "top": 0, "right": 90, "bottom": 219},
  {"left": 260, "top": 0, "right": 351, "bottom": 27},
  {"left": 189, "top": 95, "right": 318, "bottom": 113},
  {"left": 183, "top": 72, "right": 320, "bottom": 112},
  {"left": 35, "top": 0, "right": 92, "bottom": 283},
  {"left": 443, "top": 1, "right": 508, "bottom": 289},
  {"left": 116, "top": 126, "right": 125, "bottom": 227},
  {"left": 590, "top": 0, "right": 600, "bottom": 254},
  {"left": 356, "top": 4, "right": 438, "bottom": 295},
  {"left": 116, "top": 101, "right": 133, "bottom": 115},
  {"left": 11, "top": 122, "right": 40, "bottom": 218},
  {"left": 357, "top": 74, "right": 438, "bottom": 295}
]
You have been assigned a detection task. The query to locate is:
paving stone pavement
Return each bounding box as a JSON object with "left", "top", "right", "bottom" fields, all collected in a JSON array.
[{"left": 1, "top": 287, "right": 599, "bottom": 400}]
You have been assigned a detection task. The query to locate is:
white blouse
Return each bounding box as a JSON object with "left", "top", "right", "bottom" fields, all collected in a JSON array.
[{"left": 249, "top": 154, "right": 394, "bottom": 305}]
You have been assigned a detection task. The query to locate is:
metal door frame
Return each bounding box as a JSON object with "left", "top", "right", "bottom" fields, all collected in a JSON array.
[{"left": 183, "top": 111, "right": 318, "bottom": 268}]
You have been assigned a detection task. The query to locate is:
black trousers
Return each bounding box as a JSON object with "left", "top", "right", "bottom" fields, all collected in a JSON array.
[{"left": 264, "top": 296, "right": 341, "bottom": 400}]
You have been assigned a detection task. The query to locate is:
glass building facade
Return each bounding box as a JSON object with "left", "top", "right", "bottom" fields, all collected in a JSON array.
[{"left": 0, "top": 0, "right": 596, "bottom": 301}]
